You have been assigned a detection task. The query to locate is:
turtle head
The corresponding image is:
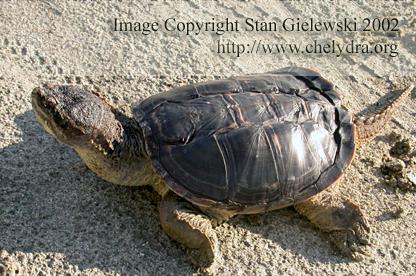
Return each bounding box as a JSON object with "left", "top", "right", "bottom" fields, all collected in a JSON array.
[
  {"left": 32, "top": 84, "right": 150, "bottom": 186},
  {"left": 31, "top": 84, "right": 123, "bottom": 151}
]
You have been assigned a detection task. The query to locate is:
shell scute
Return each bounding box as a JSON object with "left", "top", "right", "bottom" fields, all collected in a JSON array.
[{"left": 134, "top": 67, "right": 355, "bottom": 210}]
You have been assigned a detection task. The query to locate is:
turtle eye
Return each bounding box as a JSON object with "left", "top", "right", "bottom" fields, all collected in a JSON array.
[
  {"left": 49, "top": 108, "right": 69, "bottom": 130},
  {"left": 46, "top": 96, "right": 58, "bottom": 107}
]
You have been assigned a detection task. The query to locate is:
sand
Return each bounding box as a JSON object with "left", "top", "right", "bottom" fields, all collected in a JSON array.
[{"left": 0, "top": 0, "right": 415, "bottom": 275}]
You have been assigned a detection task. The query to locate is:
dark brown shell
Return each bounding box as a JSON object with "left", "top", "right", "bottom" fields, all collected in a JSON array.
[{"left": 133, "top": 67, "right": 355, "bottom": 212}]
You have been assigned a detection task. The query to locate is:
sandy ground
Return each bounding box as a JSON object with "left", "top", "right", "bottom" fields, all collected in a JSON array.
[{"left": 1, "top": 0, "right": 415, "bottom": 275}]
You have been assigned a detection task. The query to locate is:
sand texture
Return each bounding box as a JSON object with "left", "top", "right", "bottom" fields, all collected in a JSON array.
[{"left": 0, "top": 0, "right": 415, "bottom": 275}]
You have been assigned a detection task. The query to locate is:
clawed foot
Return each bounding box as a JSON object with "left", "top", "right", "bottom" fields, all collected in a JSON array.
[
  {"left": 159, "top": 192, "right": 219, "bottom": 268},
  {"left": 294, "top": 192, "right": 372, "bottom": 261},
  {"left": 186, "top": 234, "right": 218, "bottom": 268},
  {"left": 329, "top": 221, "right": 371, "bottom": 261},
  {"left": 188, "top": 250, "right": 214, "bottom": 268},
  {"left": 328, "top": 200, "right": 372, "bottom": 261}
]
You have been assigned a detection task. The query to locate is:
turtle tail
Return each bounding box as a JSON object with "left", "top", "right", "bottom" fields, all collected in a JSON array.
[{"left": 354, "top": 85, "right": 414, "bottom": 146}]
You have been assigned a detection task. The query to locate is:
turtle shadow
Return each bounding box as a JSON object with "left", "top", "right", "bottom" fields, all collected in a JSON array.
[
  {"left": 0, "top": 111, "right": 192, "bottom": 275},
  {"left": 229, "top": 208, "right": 351, "bottom": 265}
]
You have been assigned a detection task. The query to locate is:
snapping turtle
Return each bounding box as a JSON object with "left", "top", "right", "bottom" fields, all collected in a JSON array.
[{"left": 31, "top": 67, "right": 413, "bottom": 267}]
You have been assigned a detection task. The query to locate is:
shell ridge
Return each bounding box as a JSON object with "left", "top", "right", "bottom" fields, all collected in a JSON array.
[
  {"left": 263, "top": 125, "right": 280, "bottom": 186},
  {"left": 213, "top": 134, "right": 229, "bottom": 197}
]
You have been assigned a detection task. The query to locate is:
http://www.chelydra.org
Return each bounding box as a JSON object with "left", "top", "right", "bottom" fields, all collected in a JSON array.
[{"left": 31, "top": 67, "right": 414, "bottom": 267}]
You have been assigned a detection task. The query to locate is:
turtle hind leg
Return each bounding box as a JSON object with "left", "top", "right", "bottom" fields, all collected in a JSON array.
[
  {"left": 159, "top": 192, "right": 219, "bottom": 268},
  {"left": 294, "top": 190, "right": 371, "bottom": 261},
  {"left": 354, "top": 85, "right": 414, "bottom": 145}
]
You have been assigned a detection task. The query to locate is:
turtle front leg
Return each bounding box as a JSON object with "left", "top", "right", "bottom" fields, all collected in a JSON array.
[
  {"left": 294, "top": 190, "right": 371, "bottom": 260},
  {"left": 159, "top": 192, "right": 219, "bottom": 268}
]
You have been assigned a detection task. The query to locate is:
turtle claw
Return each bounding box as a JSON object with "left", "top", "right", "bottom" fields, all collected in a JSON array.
[
  {"left": 187, "top": 238, "right": 218, "bottom": 268},
  {"left": 185, "top": 221, "right": 219, "bottom": 268},
  {"left": 329, "top": 224, "right": 372, "bottom": 261}
]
